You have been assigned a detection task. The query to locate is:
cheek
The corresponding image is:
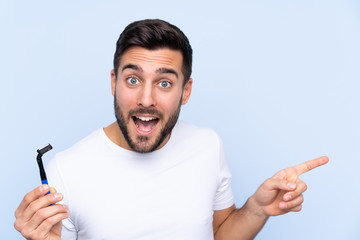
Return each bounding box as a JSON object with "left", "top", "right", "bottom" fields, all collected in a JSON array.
[
  {"left": 115, "top": 87, "right": 135, "bottom": 110},
  {"left": 157, "top": 91, "right": 182, "bottom": 113}
]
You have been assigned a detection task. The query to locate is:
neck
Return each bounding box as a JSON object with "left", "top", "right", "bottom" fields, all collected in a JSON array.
[{"left": 104, "top": 122, "right": 132, "bottom": 151}]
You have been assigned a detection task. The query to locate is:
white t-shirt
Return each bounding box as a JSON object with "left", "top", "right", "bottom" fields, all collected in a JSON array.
[{"left": 46, "top": 120, "right": 234, "bottom": 240}]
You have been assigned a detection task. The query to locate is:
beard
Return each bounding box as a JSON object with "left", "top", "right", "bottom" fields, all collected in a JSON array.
[{"left": 114, "top": 91, "right": 181, "bottom": 153}]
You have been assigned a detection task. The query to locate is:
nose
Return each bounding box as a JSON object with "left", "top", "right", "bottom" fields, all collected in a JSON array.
[{"left": 137, "top": 83, "right": 156, "bottom": 108}]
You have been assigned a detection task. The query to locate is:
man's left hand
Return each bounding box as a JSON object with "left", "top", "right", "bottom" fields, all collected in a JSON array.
[{"left": 249, "top": 156, "right": 329, "bottom": 217}]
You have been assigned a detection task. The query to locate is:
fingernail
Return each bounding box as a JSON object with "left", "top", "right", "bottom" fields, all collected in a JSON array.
[
  {"left": 63, "top": 205, "right": 69, "bottom": 211},
  {"left": 284, "top": 194, "right": 291, "bottom": 201},
  {"left": 54, "top": 193, "right": 62, "bottom": 199},
  {"left": 41, "top": 185, "right": 49, "bottom": 192},
  {"left": 287, "top": 182, "right": 296, "bottom": 189},
  {"left": 279, "top": 202, "right": 287, "bottom": 209}
]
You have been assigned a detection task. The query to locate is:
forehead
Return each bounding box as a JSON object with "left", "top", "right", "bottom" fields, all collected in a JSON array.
[{"left": 119, "top": 47, "right": 183, "bottom": 72}]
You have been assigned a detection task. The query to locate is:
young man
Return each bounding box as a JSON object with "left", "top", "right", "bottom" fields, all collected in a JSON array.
[{"left": 14, "top": 19, "right": 329, "bottom": 240}]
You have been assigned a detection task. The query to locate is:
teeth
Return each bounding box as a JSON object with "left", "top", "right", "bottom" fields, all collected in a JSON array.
[{"left": 136, "top": 116, "right": 156, "bottom": 121}]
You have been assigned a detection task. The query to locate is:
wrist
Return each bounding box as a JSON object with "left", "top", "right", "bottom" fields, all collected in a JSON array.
[{"left": 244, "top": 196, "right": 270, "bottom": 220}]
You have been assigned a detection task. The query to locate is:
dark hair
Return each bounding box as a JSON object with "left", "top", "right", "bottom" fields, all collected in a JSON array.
[{"left": 113, "top": 19, "right": 193, "bottom": 86}]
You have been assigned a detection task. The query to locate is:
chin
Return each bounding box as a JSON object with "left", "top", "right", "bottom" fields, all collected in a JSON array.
[{"left": 129, "top": 130, "right": 165, "bottom": 153}]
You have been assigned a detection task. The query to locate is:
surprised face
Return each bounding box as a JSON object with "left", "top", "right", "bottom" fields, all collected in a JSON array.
[{"left": 111, "top": 47, "right": 192, "bottom": 153}]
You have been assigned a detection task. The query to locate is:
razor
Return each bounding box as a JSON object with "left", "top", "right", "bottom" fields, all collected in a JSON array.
[{"left": 36, "top": 144, "right": 53, "bottom": 188}]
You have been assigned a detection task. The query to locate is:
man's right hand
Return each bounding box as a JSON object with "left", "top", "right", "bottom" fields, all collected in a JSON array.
[{"left": 14, "top": 185, "right": 69, "bottom": 240}]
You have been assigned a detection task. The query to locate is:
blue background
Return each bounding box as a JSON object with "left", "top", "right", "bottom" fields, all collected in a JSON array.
[{"left": 1, "top": 0, "right": 359, "bottom": 239}]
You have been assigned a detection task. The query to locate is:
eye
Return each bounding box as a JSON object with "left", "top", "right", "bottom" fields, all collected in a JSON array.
[
  {"left": 158, "top": 81, "right": 171, "bottom": 88},
  {"left": 127, "top": 77, "right": 139, "bottom": 85}
]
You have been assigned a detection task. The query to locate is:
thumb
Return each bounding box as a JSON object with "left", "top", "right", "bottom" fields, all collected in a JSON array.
[
  {"left": 262, "top": 178, "right": 297, "bottom": 192},
  {"left": 49, "top": 187, "right": 57, "bottom": 194}
]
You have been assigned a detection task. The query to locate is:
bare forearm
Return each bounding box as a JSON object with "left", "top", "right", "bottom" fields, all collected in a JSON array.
[{"left": 214, "top": 197, "right": 268, "bottom": 240}]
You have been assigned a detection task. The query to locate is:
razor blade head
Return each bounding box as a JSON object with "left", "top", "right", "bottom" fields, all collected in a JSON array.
[{"left": 37, "top": 144, "right": 53, "bottom": 155}]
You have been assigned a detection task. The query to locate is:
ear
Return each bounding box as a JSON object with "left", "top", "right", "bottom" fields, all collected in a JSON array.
[
  {"left": 181, "top": 78, "right": 193, "bottom": 105},
  {"left": 111, "top": 69, "right": 116, "bottom": 96}
]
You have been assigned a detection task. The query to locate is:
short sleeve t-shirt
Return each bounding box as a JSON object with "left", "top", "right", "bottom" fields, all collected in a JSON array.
[{"left": 46, "top": 120, "right": 234, "bottom": 240}]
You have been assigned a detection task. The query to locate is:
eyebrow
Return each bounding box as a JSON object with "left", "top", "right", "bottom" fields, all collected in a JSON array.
[
  {"left": 121, "top": 64, "right": 179, "bottom": 79},
  {"left": 156, "top": 68, "right": 178, "bottom": 78},
  {"left": 121, "top": 64, "right": 142, "bottom": 72}
]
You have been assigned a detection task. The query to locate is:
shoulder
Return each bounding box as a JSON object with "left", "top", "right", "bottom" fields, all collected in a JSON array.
[
  {"left": 173, "top": 120, "right": 222, "bottom": 147},
  {"left": 51, "top": 128, "right": 105, "bottom": 165},
  {"left": 46, "top": 128, "right": 108, "bottom": 187}
]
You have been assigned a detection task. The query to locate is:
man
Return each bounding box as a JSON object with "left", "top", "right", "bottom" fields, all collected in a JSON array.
[{"left": 14, "top": 19, "right": 328, "bottom": 239}]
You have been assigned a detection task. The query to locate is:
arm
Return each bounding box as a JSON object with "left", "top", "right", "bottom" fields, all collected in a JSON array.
[
  {"left": 213, "top": 201, "right": 268, "bottom": 240},
  {"left": 213, "top": 156, "right": 329, "bottom": 240},
  {"left": 14, "top": 185, "right": 69, "bottom": 240}
]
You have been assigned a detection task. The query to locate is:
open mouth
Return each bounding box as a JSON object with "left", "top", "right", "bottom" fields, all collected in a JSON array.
[{"left": 132, "top": 116, "right": 159, "bottom": 134}]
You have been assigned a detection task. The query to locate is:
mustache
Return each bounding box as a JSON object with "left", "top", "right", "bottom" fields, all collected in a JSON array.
[{"left": 128, "top": 108, "right": 164, "bottom": 119}]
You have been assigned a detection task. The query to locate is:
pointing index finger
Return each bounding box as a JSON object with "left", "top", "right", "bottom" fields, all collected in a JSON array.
[{"left": 295, "top": 156, "right": 329, "bottom": 175}]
